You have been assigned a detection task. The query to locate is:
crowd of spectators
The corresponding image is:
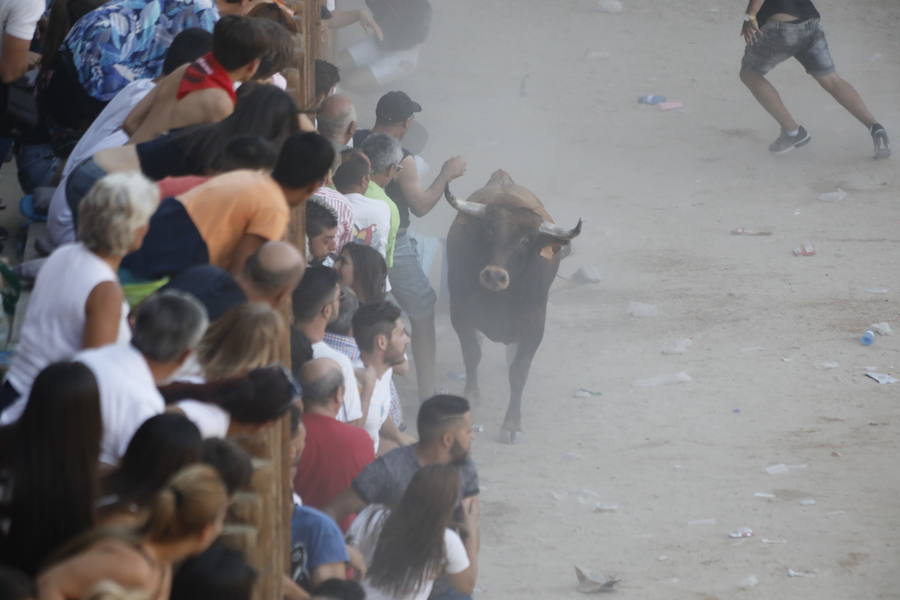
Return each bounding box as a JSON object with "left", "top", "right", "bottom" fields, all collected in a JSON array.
[{"left": 0, "top": 0, "right": 478, "bottom": 598}]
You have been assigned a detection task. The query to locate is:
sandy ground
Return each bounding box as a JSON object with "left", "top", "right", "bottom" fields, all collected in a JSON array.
[{"left": 379, "top": 0, "right": 900, "bottom": 598}]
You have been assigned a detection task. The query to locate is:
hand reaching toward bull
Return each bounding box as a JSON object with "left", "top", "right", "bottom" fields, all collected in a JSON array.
[{"left": 441, "top": 156, "right": 467, "bottom": 181}]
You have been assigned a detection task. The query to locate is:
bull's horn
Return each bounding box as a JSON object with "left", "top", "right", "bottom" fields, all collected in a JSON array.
[
  {"left": 444, "top": 185, "right": 486, "bottom": 218},
  {"left": 538, "top": 218, "right": 583, "bottom": 241}
]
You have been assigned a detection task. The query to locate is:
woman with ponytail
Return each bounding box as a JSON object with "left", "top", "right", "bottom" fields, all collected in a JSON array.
[
  {"left": 36, "top": 464, "right": 227, "bottom": 600},
  {"left": 347, "top": 464, "right": 479, "bottom": 600}
]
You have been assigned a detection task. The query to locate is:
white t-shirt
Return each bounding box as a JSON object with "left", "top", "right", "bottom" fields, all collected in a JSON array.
[
  {"left": 0, "top": 0, "right": 43, "bottom": 57},
  {"left": 312, "top": 341, "right": 363, "bottom": 423},
  {"left": 363, "top": 368, "right": 393, "bottom": 453},
  {"left": 178, "top": 400, "right": 230, "bottom": 438},
  {"left": 348, "top": 505, "right": 470, "bottom": 600},
  {"left": 344, "top": 192, "right": 391, "bottom": 260},
  {"left": 48, "top": 78, "right": 156, "bottom": 246},
  {"left": 76, "top": 343, "right": 165, "bottom": 465},
  {"left": 1, "top": 243, "right": 131, "bottom": 424}
]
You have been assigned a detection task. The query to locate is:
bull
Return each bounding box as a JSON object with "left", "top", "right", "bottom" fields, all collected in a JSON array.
[{"left": 444, "top": 170, "right": 582, "bottom": 443}]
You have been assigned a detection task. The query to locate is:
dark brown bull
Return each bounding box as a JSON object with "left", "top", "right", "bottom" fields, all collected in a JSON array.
[{"left": 445, "top": 170, "right": 582, "bottom": 443}]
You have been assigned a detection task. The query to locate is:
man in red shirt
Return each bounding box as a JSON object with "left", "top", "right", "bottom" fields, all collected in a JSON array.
[
  {"left": 295, "top": 357, "right": 375, "bottom": 530},
  {"left": 124, "top": 15, "right": 269, "bottom": 143}
]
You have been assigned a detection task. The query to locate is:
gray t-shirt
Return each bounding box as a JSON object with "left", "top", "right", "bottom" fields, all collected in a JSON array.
[{"left": 352, "top": 444, "right": 479, "bottom": 507}]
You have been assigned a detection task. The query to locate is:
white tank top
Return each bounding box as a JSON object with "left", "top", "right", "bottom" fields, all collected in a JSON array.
[{"left": 2, "top": 243, "right": 130, "bottom": 422}]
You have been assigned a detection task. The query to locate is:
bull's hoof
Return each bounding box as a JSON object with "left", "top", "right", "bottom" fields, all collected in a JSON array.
[{"left": 499, "top": 428, "right": 523, "bottom": 445}]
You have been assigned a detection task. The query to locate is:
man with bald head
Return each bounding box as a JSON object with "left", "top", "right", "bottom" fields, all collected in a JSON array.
[
  {"left": 164, "top": 240, "right": 305, "bottom": 320},
  {"left": 317, "top": 94, "right": 358, "bottom": 148},
  {"left": 295, "top": 357, "right": 375, "bottom": 528}
]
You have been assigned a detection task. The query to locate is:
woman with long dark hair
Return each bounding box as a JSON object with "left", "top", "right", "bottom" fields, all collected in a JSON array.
[
  {"left": 97, "top": 413, "right": 203, "bottom": 527},
  {"left": 336, "top": 243, "right": 388, "bottom": 304},
  {"left": 0, "top": 362, "right": 102, "bottom": 576},
  {"left": 52, "top": 83, "right": 300, "bottom": 240},
  {"left": 348, "top": 464, "right": 479, "bottom": 600}
]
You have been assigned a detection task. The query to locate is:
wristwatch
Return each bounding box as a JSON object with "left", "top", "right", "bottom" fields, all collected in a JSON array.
[{"left": 743, "top": 14, "right": 757, "bottom": 22}]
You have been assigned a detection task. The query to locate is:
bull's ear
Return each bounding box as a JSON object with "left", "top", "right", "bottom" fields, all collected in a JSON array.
[{"left": 539, "top": 242, "right": 564, "bottom": 260}]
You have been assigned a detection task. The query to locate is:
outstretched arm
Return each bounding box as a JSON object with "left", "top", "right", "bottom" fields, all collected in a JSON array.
[{"left": 399, "top": 155, "right": 467, "bottom": 218}]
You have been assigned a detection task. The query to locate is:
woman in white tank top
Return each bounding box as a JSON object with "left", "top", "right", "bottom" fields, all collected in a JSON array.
[{"left": 0, "top": 173, "right": 159, "bottom": 423}]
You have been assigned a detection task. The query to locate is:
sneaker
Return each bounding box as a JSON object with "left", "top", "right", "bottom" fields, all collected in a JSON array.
[
  {"left": 871, "top": 123, "right": 891, "bottom": 159},
  {"left": 769, "top": 126, "right": 811, "bottom": 154}
]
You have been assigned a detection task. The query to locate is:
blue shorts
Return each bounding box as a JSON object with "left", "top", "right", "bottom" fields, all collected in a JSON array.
[
  {"left": 741, "top": 18, "right": 835, "bottom": 77},
  {"left": 388, "top": 231, "right": 436, "bottom": 320}
]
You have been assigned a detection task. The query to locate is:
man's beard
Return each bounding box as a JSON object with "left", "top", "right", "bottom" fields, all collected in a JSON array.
[{"left": 449, "top": 439, "right": 469, "bottom": 465}]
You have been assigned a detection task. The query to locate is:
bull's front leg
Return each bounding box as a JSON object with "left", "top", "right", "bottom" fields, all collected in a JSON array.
[
  {"left": 456, "top": 326, "right": 482, "bottom": 403},
  {"left": 500, "top": 338, "right": 540, "bottom": 444}
]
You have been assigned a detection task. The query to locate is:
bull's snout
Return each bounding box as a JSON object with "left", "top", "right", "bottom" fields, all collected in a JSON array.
[{"left": 479, "top": 266, "right": 510, "bottom": 291}]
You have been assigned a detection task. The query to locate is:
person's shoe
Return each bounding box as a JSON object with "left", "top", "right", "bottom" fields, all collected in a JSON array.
[
  {"left": 871, "top": 123, "right": 891, "bottom": 160},
  {"left": 769, "top": 126, "right": 811, "bottom": 154}
]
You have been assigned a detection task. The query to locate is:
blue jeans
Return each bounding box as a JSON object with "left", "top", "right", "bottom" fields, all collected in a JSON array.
[
  {"left": 16, "top": 142, "right": 60, "bottom": 194},
  {"left": 65, "top": 156, "right": 108, "bottom": 230}
]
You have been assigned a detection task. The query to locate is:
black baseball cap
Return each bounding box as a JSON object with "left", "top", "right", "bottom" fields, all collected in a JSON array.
[{"left": 375, "top": 91, "right": 422, "bottom": 124}]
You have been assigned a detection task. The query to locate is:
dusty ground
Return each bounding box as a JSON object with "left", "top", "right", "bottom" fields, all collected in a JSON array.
[{"left": 384, "top": 0, "right": 900, "bottom": 598}]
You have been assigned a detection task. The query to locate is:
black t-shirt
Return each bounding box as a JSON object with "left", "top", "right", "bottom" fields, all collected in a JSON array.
[
  {"left": 135, "top": 132, "right": 204, "bottom": 181},
  {"left": 354, "top": 128, "right": 414, "bottom": 229},
  {"left": 757, "top": 0, "right": 820, "bottom": 27},
  {"left": 365, "top": 0, "right": 432, "bottom": 51}
]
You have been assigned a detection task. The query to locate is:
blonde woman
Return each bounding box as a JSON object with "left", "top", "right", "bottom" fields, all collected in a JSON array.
[
  {"left": 0, "top": 173, "right": 159, "bottom": 425},
  {"left": 37, "top": 464, "right": 227, "bottom": 600},
  {"left": 198, "top": 302, "right": 286, "bottom": 380}
]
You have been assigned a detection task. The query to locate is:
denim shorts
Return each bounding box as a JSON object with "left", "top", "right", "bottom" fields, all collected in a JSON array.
[
  {"left": 741, "top": 18, "right": 835, "bottom": 77},
  {"left": 388, "top": 230, "right": 436, "bottom": 320}
]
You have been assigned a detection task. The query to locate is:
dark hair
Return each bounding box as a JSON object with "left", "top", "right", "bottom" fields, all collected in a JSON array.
[
  {"left": 298, "top": 362, "right": 343, "bottom": 407},
  {"left": 201, "top": 438, "right": 253, "bottom": 496},
  {"left": 332, "top": 150, "right": 370, "bottom": 193},
  {"left": 249, "top": 3, "right": 299, "bottom": 33},
  {"left": 160, "top": 366, "right": 297, "bottom": 424},
  {"left": 352, "top": 301, "right": 401, "bottom": 354},
  {"left": 272, "top": 132, "right": 335, "bottom": 190},
  {"left": 289, "top": 403, "right": 302, "bottom": 436},
  {"left": 221, "top": 136, "right": 279, "bottom": 172},
  {"left": 163, "top": 28, "right": 214, "bottom": 75},
  {"left": 0, "top": 566, "right": 34, "bottom": 600},
  {"left": 315, "top": 59, "right": 340, "bottom": 99},
  {"left": 290, "top": 327, "right": 314, "bottom": 380},
  {"left": 172, "top": 541, "right": 257, "bottom": 600},
  {"left": 0, "top": 362, "right": 101, "bottom": 575},
  {"left": 292, "top": 265, "right": 340, "bottom": 322},
  {"left": 325, "top": 285, "right": 358, "bottom": 336},
  {"left": 213, "top": 15, "right": 269, "bottom": 71},
  {"left": 341, "top": 243, "right": 387, "bottom": 304},
  {"left": 101, "top": 413, "right": 203, "bottom": 510},
  {"left": 311, "top": 578, "right": 365, "bottom": 600},
  {"left": 306, "top": 202, "right": 338, "bottom": 239},
  {"left": 178, "top": 83, "right": 300, "bottom": 175},
  {"left": 417, "top": 395, "right": 470, "bottom": 445},
  {"left": 367, "top": 465, "right": 461, "bottom": 597},
  {"left": 250, "top": 19, "right": 295, "bottom": 81}
]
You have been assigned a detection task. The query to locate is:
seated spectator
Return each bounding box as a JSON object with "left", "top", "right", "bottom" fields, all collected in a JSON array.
[
  {"left": 348, "top": 464, "right": 478, "bottom": 600},
  {"left": 324, "top": 286, "right": 362, "bottom": 366},
  {"left": 97, "top": 414, "right": 203, "bottom": 527},
  {"left": 0, "top": 173, "right": 159, "bottom": 423},
  {"left": 336, "top": 243, "right": 387, "bottom": 304},
  {"left": 352, "top": 301, "right": 413, "bottom": 453},
  {"left": 286, "top": 406, "right": 350, "bottom": 594},
  {"left": 164, "top": 240, "right": 306, "bottom": 321},
  {"left": 245, "top": 12, "right": 297, "bottom": 90},
  {"left": 198, "top": 303, "right": 285, "bottom": 380},
  {"left": 0, "top": 0, "right": 43, "bottom": 85},
  {"left": 307, "top": 202, "right": 340, "bottom": 266},
  {"left": 0, "top": 362, "right": 101, "bottom": 576},
  {"left": 309, "top": 188, "right": 354, "bottom": 257},
  {"left": 38, "top": 0, "right": 223, "bottom": 134},
  {"left": 293, "top": 266, "right": 363, "bottom": 425},
  {"left": 163, "top": 365, "right": 298, "bottom": 438},
  {"left": 295, "top": 358, "right": 374, "bottom": 531},
  {"left": 199, "top": 437, "right": 253, "bottom": 496},
  {"left": 75, "top": 290, "right": 208, "bottom": 465},
  {"left": 37, "top": 465, "right": 228, "bottom": 599},
  {"left": 120, "top": 131, "right": 334, "bottom": 278},
  {"left": 46, "top": 28, "right": 214, "bottom": 248},
  {"left": 358, "top": 136, "right": 404, "bottom": 266},
  {"left": 325, "top": 395, "right": 478, "bottom": 525},
  {"left": 171, "top": 540, "right": 256, "bottom": 600},
  {"left": 125, "top": 16, "right": 269, "bottom": 144},
  {"left": 311, "top": 578, "right": 366, "bottom": 600},
  {"left": 317, "top": 94, "right": 357, "bottom": 150},
  {"left": 334, "top": 150, "right": 393, "bottom": 264}
]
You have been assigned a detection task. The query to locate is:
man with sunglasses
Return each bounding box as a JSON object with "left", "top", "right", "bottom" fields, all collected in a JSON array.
[{"left": 353, "top": 91, "right": 467, "bottom": 402}]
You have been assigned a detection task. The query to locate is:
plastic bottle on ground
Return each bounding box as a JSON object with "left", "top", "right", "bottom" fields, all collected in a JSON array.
[{"left": 861, "top": 330, "right": 875, "bottom": 346}]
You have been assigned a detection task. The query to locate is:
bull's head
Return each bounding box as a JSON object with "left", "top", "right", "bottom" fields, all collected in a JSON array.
[{"left": 446, "top": 184, "right": 582, "bottom": 292}]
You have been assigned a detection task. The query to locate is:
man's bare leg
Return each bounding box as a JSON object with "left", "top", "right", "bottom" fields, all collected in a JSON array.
[
  {"left": 410, "top": 314, "right": 436, "bottom": 401},
  {"left": 740, "top": 69, "right": 800, "bottom": 131},
  {"left": 813, "top": 72, "right": 876, "bottom": 127}
]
